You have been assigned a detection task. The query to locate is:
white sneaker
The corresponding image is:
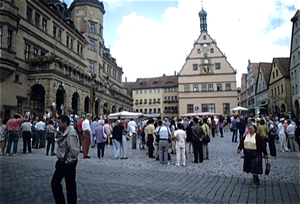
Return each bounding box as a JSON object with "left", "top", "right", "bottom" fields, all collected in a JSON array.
[
  {"left": 6, "top": 153, "right": 9, "bottom": 156},
  {"left": 13, "top": 154, "right": 16, "bottom": 157}
]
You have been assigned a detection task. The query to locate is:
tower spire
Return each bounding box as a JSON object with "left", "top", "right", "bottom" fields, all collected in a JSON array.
[{"left": 198, "top": 1, "right": 207, "bottom": 33}]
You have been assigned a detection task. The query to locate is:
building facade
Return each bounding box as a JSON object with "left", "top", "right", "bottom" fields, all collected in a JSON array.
[
  {"left": 178, "top": 7, "right": 237, "bottom": 116},
  {"left": 0, "top": 0, "right": 132, "bottom": 120},
  {"left": 246, "top": 60, "right": 259, "bottom": 115},
  {"left": 268, "top": 58, "right": 292, "bottom": 116},
  {"left": 132, "top": 75, "right": 178, "bottom": 118},
  {"left": 290, "top": 10, "right": 300, "bottom": 116},
  {"left": 240, "top": 74, "right": 248, "bottom": 108},
  {"left": 255, "top": 62, "right": 272, "bottom": 115}
]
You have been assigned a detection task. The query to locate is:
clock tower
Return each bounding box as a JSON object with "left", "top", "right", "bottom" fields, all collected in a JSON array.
[{"left": 178, "top": 6, "right": 237, "bottom": 116}]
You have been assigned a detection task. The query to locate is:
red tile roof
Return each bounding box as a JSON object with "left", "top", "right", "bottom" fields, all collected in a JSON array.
[
  {"left": 132, "top": 75, "right": 178, "bottom": 90},
  {"left": 273, "top": 58, "right": 290, "bottom": 77},
  {"left": 260, "top": 62, "right": 272, "bottom": 85},
  {"left": 252, "top": 63, "right": 260, "bottom": 80}
]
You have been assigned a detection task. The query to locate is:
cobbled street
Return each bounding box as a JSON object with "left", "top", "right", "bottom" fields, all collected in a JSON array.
[{"left": 0, "top": 131, "right": 299, "bottom": 204}]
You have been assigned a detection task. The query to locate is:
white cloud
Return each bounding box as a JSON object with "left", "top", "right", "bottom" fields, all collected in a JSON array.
[{"left": 109, "top": 0, "right": 299, "bottom": 87}]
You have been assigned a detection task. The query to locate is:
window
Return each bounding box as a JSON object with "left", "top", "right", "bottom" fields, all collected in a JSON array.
[
  {"left": 7, "top": 30, "right": 12, "bottom": 49},
  {"left": 80, "top": 46, "right": 83, "bottom": 57},
  {"left": 135, "top": 109, "right": 138, "bottom": 112},
  {"left": 42, "top": 18, "right": 47, "bottom": 32},
  {"left": 185, "top": 85, "right": 190, "bottom": 92},
  {"left": 41, "top": 51, "right": 45, "bottom": 56},
  {"left": 276, "top": 69, "right": 278, "bottom": 76},
  {"left": 89, "top": 62, "right": 94, "bottom": 73},
  {"left": 202, "top": 84, "right": 207, "bottom": 92},
  {"left": 193, "top": 64, "right": 198, "bottom": 70},
  {"left": 223, "top": 103, "right": 230, "bottom": 115},
  {"left": 35, "top": 13, "right": 40, "bottom": 27},
  {"left": 157, "top": 89, "right": 160, "bottom": 93},
  {"left": 0, "top": 1, "right": 3, "bottom": 7},
  {"left": 278, "top": 86, "right": 280, "bottom": 95},
  {"left": 140, "top": 90, "right": 143, "bottom": 94},
  {"left": 208, "top": 104, "right": 215, "bottom": 113},
  {"left": 58, "top": 30, "right": 61, "bottom": 41},
  {"left": 77, "top": 44, "right": 79, "bottom": 53},
  {"left": 144, "top": 90, "right": 147, "bottom": 94},
  {"left": 149, "top": 89, "right": 152, "bottom": 94},
  {"left": 33, "top": 47, "right": 38, "bottom": 57},
  {"left": 90, "top": 24, "right": 95, "bottom": 34},
  {"left": 273, "top": 72, "right": 275, "bottom": 78},
  {"left": 210, "top": 48, "right": 214, "bottom": 53},
  {"left": 193, "top": 84, "right": 198, "bottom": 92},
  {"left": 66, "top": 36, "right": 69, "bottom": 47},
  {"left": 226, "top": 83, "right": 231, "bottom": 91},
  {"left": 26, "top": 7, "right": 32, "bottom": 21},
  {"left": 217, "top": 84, "right": 222, "bottom": 91},
  {"left": 197, "top": 49, "right": 201, "bottom": 54},
  {"left": 293, "top": 86, "right": 295, "bottom": 95},
  {"left": 215, "top": 63, "right": 221, "bottom": 69},
  {"left": 89, "top": 40, "right": 95, "bottom": 51},
  {"left": 0, "top": 27, "right": 2, "bottom": 47},
  {"left": 293, "top": 55, "right": 295, "bottom": 64},
  {"left": 144, "top": 99, "right": 147, "bottom": 104},
  {"left": 17, "top": 101, "right": 22, "bottom": 114},
  {"left": 140, "top": 109, "right": 142, "bottom": 112},
  {"left": 208, "top": 84, "right": 213, "bottom": 91},
  {"left": 202, "top": 104, "right": 208, "bottom": 112},
  {"left": 144, "top": 109, "right": 147, "bottom": 113},
  {"left": 281, "top": 84, "right": 283, "bottom": 94},
  {"left": 99, "top": 26, "right": 102, "bottom": 35},
  {"left": 291, "top": 71, "right": 294, "bottom": 80},
  {"left": 153, "top": 89, "right": 156, "bottom": 94},
  {"left": 203, "top": 35, "right": 206, "bottom": 40},
  {"left": 71, "top": 38, "right": 73, "bottom": 50},
  {"left": 187, "top": 104, "right": 193, "bottom": 113},
  {"left": 53, "top": 26, "right": 56, "bottom": 38},
  {"left": 135, "top": 90, "right": 138, "bottom": 95}
]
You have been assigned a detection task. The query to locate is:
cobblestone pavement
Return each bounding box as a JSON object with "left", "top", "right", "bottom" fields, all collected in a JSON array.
[{"left": 0, "top": 130, "right": 299, "bottom": 204}]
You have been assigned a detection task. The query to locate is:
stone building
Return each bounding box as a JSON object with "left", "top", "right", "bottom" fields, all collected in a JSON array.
[
  {"left": 0, "top": 0, "right": 132, "bottom": 120},
  {"left": 268, "top": 58, "right": 292, "bottom": 116},
  {"left": 240, "top": 74, "right": 248, "bottom": 108},
  {"left": 246, "top": 60, "right": 259, "bottom": 115},
  {"left": 289, "top": 10, "right": 300, "bottom": 116},
  {"left": 237, "top": 87, "right": 241, "bottom": 107},
  {"left": 255, "top": 62, "right": 272, "bottom": 115},
  {"left": 178, "top": 7, "right": 237, "bottom": 116},
  {"left": 131, "top": 74, "right": 178, "bottom": 118}
]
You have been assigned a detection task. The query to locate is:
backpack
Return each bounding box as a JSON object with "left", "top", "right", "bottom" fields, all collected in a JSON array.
[{"left": 271, "top": 123, "right": 278, "bottom": 134}]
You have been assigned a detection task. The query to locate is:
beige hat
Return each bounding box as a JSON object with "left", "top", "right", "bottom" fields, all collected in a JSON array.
[
  {"left": 280, "top": 118, "right": 284, "bottom": 121},
  {"left": 86, "top": 113, "right": 92, "bottom": 117}
]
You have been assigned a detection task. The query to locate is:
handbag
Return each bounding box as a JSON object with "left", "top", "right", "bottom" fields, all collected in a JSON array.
[
  {"left": 103, "top": 127, "right": 107, "bottom": 138},
  {"left": 202, "top": 135, "right": 210, "bottom": 143},
  {"left": 265, "top": 158, "right": 271, "bottom": 175}
]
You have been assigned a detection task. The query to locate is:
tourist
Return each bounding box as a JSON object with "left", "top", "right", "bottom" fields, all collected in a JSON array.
[
  {"left": 218, "top": 116, "right": 224, "bottom": 137},
  {"left": 211, "top": 117, "right": 216, "bottom": 137},
  {"left": 231, "top": 116, "right": 238, "bottom": 142},
  {"left": 20, "top": 119, "right": 32, "bottom": 153},
  {"left": 51, "top": 115, "right": 80, "bottom": 204},
  {"left": 192, "top": 117, "right": 204, "bottom": 163},
  {"left": 170, "top": 119, "right": 177, "bottom": 154},
  {"left": 286, "top": 120, "right": 297, "bottom": 152},
  {"left": 174, "top": 123, "right": 186, "bottom": 166},
  {"left": 146, "top": 118, "right": 155, "bottom": 158},
  {"left": 137, "top": 124, "right": 142, "bottom": 150},
  {"left": 104, "top": 120, "right": 113, "bottom": 146},
  {"left": 237, "top": 124, "right": 268, "bottom": 189},
  {"left": 214, "top": 116, "right": 219, "bottom": 136},
  {"left": 266, "top": 116, "right": 277, "bottom": 158},
  {"left": 202, "top": 118, "right": 210, "bottom": 160},
  {"left": 121, "top": 119, "right": 129, "bottom": 159},
  {"left": 128, "top": 118, "right": 137, "bottom": 149},
  {"left": 95, "top": 120, "right": 107, "bottom": 159},
  {"left": 156, "top": 120, "right": 171, "bottom": 165},
  {"left": 257, "top": 119, "right": 268, "bottom": 145},
  {"left": 186, "top": 122, "right": 194, "bottom": 154},
  {"left": 295, "top": 120, "right": 300, "bottom": 150},
  {"left": 46, "top": 120, "right": 56, "bottom": 156},
  {"left": 6, "top": 113, "right": 24, "bottom": 156},
  {"left": 278, "top": 118, "right": 289, "bottom": 152},
  {"left": 35, "top": 117, "right": 46, "bottom": 148},
  {"left": 90, "top": 118, "right": 98, "bottom": 148},
  {"left": 0, "top": 119, "right": 8, "bottom": 155},
  {"left": 77, "top": 116, "right": 84, "bottom": 153},
  {"left": 60, "top": 104, "right": 64, "bottom": 115},
  {"left": 82, "top": 113, "right": 92, "bottom": 159},
  {"left": 238, "top": 116, "right": 246, "bottom": 142},
  {"left": 112, "top": 120, "right": 123, "bottom": 159}
]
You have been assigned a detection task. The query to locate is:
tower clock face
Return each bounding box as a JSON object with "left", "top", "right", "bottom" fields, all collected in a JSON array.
[{"left": 204, "top": 59, "right": 209, "bottom": 64}]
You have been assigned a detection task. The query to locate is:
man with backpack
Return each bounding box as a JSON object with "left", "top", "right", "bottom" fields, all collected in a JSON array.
[
  {"left": 266, "top": 116, "right": 277, "bottom": 158},
  {"left": 155, "top": 121, "right": 171, "bottom": 165}
]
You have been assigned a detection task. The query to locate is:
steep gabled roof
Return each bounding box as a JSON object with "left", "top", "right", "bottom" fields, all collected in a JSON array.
[
  {"left": 252, "top": 63, "right": 260, "bottom": 80},
  {"left": 274, "top": 58, "right": 290, "bottom": 77},
  {"left": 123, "top": 82, "right": 135, "bottom": 97},
  {"left": 260, "top": 62, "right": 272, "bottom": 85},
  {"left": 291, "top": 10, "right": 300, "bottom": 22},
  {"left": 132, "top": 75, "right": 178, "bottom": 90}
]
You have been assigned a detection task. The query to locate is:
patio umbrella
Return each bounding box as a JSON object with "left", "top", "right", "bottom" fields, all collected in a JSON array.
[
  {"left": 231, "top": 106, "right": 249, "bottom": 111},
  {"left": 108, "top": 111, "right": 144, "bottom": 119}
]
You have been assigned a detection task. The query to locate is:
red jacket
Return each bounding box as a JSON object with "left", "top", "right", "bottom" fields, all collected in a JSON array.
[
  {"left": 238, "top": 133, "right": 268, "bottom": 156},
  {"left": 77, "top": 120, "right": 83, "bottom": 132}
]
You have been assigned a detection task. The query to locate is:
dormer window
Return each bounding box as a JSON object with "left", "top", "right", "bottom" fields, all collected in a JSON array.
[
  {"left": 139, "top": 82, "right": 145, "bottom": 86},
  {"left": 203, "top": 35, "right": 206, "bottom": 40},
  {"left": 153, "top": 81, "right": 158, "bottom": 85}
]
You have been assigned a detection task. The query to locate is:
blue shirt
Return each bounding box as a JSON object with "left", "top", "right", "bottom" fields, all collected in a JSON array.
[
  {"left": 232, "top": 119, "right": 238, "bottom": 130},
  {"left": 35, "top": 121, "right": 46, "bottom": 131},
  {"left": 95, "top": 126, "right": 107, "bottom": 143},
  {"left": 91, "top": 121, "right": 98, "bottom": 135}
]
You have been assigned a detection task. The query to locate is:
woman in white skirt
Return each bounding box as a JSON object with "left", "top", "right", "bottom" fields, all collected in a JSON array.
[{"left": 174, "top": 123, "right": 186, "bottom": 166}]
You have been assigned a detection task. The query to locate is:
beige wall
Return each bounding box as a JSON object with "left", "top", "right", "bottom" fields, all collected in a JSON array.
[{"left": 132, "top": 88, "right": 162, "bottom": 113}]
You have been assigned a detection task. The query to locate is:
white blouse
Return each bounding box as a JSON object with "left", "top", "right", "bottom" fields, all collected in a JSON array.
[{"left": 244, "top": 134, "right": 257, "bottom": 150}]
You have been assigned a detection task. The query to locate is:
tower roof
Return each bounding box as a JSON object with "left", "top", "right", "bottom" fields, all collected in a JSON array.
[{"left": 198, "top": 8, "right": 207, "bottom": 16}]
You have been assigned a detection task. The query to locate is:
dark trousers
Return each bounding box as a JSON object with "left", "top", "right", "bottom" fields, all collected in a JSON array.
[
  {"left": 36, "top": 130, "right": 45, "bottom": 148},
  {"left": 219, "top": 128, "right": 223, "bottom": 136},
  {"left": 239, "top": 130, "right": 245, "bottom": 142},
  {"left": 23, "top": 131, "right": 32, "bottom": 153},
  {"left": 147, "top": 134, "right": 154, "bottom": 158},
  {"left": 211, "top": 128, "right": 215, "bottom": 137},
  {"left": 193, "top": 139, "right": 203, "bottom": 163},
  {"left": 232, "top": 130, "right": 238, "bottom": 142},
  {"left": 268, "top": 133, "right": 277, "bottom": 157},
  {"left": 97, "top": 142, "right": 106, "bottom": 158},
  {"left": 46, "top": 133, "right": 55, "bottom": 155},
  {"left": 51, "top": 160, "right": 78, "bottom": 204}
]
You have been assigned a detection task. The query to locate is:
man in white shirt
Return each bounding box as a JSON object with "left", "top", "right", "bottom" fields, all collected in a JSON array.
[
  {"left": 82, "top": 113, "right": 92, "bottom": 158},
  {"left": 278, "top": 118, "right": 288, "bottom": 152},
  {"left": 286, "top": 120, "right": 297, "bottom": 151},
  {"left": 128, "top": 118, "right": 137, "bottom": 149}
]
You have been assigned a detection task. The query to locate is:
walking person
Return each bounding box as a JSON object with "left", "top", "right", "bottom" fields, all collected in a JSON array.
[
  {"left": 6, "top": 113, "right": 24, "bottom": 156},
  {"left": 170, "top": 119, "right": 177, "bottom": 154},
  {"left": 121, "top": 119, "right": 129, "bottom": 159},
  {"left": 112, "top": 120, "right": 123, "bottom": 159},
  {"left": 137, "top": 125, "right": 142, "bottom": 150},
  {"left": 257, "top": 119, "right": 268, "bottom": 147},
  {"left": 186, "top": 122, "right": 194, "bottom": 153},
  {"left": 82, "top": 113, "right": 92, "bottom": 159},
  {"left": 266, "top": 116, "right": 277, "bottom": 158},
  {"left": 278, "top": 118, "right": 289, "bottom": 152},
  {"left": 35, "top": 118, "right": 46, "bottom": 148},
  {"left": 0, "top": 119, "right": 8, "bottom": 155},
  {"left": 95, "top": 120, "right": 107, "bottom": 159},
  {"left": 202, "top": 118, "right": 210, "bottom": 160},
  {"left": 218, "top": 116, "right": 224, "bottom": 137},
  {"left": 51, "top": 115, "right": 80, "bottom": 204},
  {"left": 146, "top": 119, "right": 155, "bottom": 158},
  {"left": 238, "top": 117, "right": 246, "bottom": 142},
  {"left": 103, "top": 120, "right": 112, "bottom": 146},
  {"left": 286, "top": 120, "right": 297, "bottom": 152},
  {"left": 211, "top": 117, "right": 216, "bottom": 137},
  {"left": 128, "top": 118, "right": 137, "bottom": 149},
  {"left": 192, "top": 117, "right": 204, "bottom": 163},
  {"left": 174, "top": 123, "right": 186, "bottom": 166},
  {"left": 156, "top": 121, "right": 171, "bottom": 165},
  {"left": 237, "top": 124, "right": 268, "bottom": 189},
  {"left": 231, "top": 116, "right": 238, "bottom": 142},
  {"left": 214, "top": 116, "right": 219, "bottom": 136},
  {"left": 31, "top": 121, "right": 37, "bottom": 148},
  {"left": 46, "top": 120, "right": 56, "bottom": 156},
  {"left": 76, "top": 116, "right": 84, "bottom": 153},
  {"left": 90, "top": 118, "right": 98, "bottom": 148},
  {"left": 20, "top": 119, "right": 32, "bottom": 153}
]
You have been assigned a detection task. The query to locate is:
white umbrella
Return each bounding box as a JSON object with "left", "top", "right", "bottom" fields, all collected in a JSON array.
[
  {"left": 231, "top": 106, "right": 249, "bottom": 111},
  {"left": 108, "top": 111, "right": 144, "bottom": 118}
]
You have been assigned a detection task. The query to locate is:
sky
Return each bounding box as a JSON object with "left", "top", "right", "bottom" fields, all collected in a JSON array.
[{"left": 64, "top": 0, "right": 299, "bottom": 87}]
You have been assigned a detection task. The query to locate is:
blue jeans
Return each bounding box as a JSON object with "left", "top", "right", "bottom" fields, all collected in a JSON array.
[
  {"left": 6, "top": 131, "right": 19, "bottom": 155},
  {"left": 91, "top": 134, "right": 96, "bottom": 147},
  {"left": 232, "top": 129, "right": 238, "bottom": 142},
  {"left": 112, "top": 139, "right": 121, "bottom": 159}
]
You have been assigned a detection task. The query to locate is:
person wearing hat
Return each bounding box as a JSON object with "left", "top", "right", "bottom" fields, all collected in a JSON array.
[
  {"left": 82, "top": 113, "right": 92, "bottom": 158},
  {"left": 278, "top": 118, "right": 289, "bottom": 152}
]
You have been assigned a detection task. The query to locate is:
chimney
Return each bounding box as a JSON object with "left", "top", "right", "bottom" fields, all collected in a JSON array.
[{"left": 125, "top": 77, "right": 127, "bottom": 83}]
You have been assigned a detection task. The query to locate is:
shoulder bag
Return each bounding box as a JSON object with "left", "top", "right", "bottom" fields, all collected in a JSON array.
[
  {"left": 103, "top": 126, "right": 107, "bottom": 138},
  {"left": 265, "top": 158, "right": 271, "bottom": 175}
]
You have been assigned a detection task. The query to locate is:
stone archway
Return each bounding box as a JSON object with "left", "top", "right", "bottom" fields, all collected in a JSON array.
[
  {"left": 281, "top": 104, "right": 286, "bottom": 113},
  {"left": 95, "top": 99, "right": 100, "bottom": 117},
  {"left": 295, "top": 100, "right": 300, "bottom": 116},
  {"left": 84, "top": 96, "right": 90, "bottom": 114},
  {"left": 103, "top": 102, "right": 109, "bottom": 115},
  {"left": 72, "top": 92, "right": 79, "bottom": 114},
  {"left": 111, "top": 105, "right": 117, "bottom": 113},
  {"left": 30, "top": 84, "right": 45, "bottom": 116},
  {"left": 56, "top": 86, "right": 65, "bottom": 114}
]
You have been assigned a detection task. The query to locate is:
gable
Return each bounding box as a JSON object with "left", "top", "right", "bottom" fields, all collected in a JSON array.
[
  {"left": 256, "top": 64, "right": 269, "bottom": 94},
  {"left": 269, "top": 58, "right": 290, "bottom": 85}
]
